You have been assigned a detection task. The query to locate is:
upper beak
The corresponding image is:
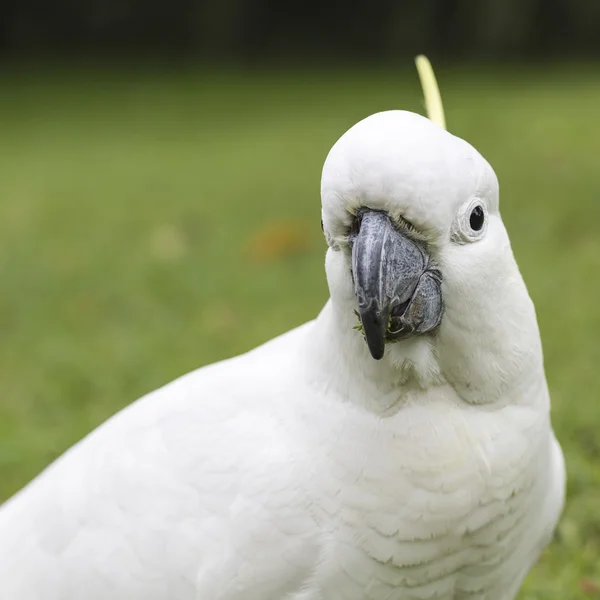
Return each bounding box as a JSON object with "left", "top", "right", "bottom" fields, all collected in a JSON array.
[{"left": 351, "top": 210, "right": 443, "bottom": 360}]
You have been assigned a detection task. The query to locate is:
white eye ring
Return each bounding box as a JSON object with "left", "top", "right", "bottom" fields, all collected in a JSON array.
[{"left": 451, "top": 198, "right": 488, "bottom": 244}]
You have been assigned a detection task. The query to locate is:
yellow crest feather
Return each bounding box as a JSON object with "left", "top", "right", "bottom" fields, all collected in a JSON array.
[{"left": 415, "top": 55, "right": 446, "bottom": 130}]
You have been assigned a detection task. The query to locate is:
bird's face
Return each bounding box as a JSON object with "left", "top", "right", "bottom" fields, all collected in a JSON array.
[{"left": 321, "top": 111, "right": 536, "bottom": 380}]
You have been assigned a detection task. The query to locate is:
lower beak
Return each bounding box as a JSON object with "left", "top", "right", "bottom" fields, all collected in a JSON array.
[{"left": 351, "top": 210, "right": 443, "bottom": 360}]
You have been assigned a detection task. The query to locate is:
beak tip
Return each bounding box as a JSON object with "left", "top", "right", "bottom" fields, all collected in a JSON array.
[
  {"left": 362, "top": 322, "right": 386, "bottom": 360},
  {"left": 369, "top": 346, "right": 385, "bottom": 360},
  {"left": 358, "top": 308, "right": 388, "bottom": 361}
]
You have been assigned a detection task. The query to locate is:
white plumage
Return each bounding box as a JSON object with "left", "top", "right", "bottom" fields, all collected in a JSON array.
[{"left": 0, "top": 110, "right": 565, "bottom": 600}]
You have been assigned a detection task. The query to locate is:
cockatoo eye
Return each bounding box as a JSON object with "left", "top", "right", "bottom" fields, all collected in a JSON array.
[
  {"left": 469, "top": 205, "right": 485, "bottom": 231},
  {"left": 451, "top": 199, "right": 488, "bottom": 244}
]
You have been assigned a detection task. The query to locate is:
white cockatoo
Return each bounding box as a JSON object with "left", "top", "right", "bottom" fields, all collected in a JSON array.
[{"left": 0, "top": 62, "right": 565, "bottom": 600}]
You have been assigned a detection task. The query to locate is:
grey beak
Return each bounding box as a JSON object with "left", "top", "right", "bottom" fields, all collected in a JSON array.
[{"left": 351, "top": 210, "right": 443, "bottom": 360}]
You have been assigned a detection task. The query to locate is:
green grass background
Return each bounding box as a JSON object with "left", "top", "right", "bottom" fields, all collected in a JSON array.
[{"left": 0, "top": 65, "right": 599, "bottom": 598}]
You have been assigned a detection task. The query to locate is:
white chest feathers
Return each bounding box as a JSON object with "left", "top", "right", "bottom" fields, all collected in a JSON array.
[{"left": 290, "top": 387, "right": 563, "bottom": 600}]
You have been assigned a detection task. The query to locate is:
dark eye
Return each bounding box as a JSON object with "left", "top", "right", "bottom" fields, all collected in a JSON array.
[{"left": 469, "top": 205, "right": 485, "bottom": 231}]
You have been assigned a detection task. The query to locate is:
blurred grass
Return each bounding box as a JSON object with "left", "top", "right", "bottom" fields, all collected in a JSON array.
[{"left": 0, "top": 64, "right": 599, "bottom": 598}]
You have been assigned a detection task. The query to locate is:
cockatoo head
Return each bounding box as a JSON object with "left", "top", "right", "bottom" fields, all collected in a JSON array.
[{"left": 321, "top": 110, "right": 542, "bottom": 400}]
